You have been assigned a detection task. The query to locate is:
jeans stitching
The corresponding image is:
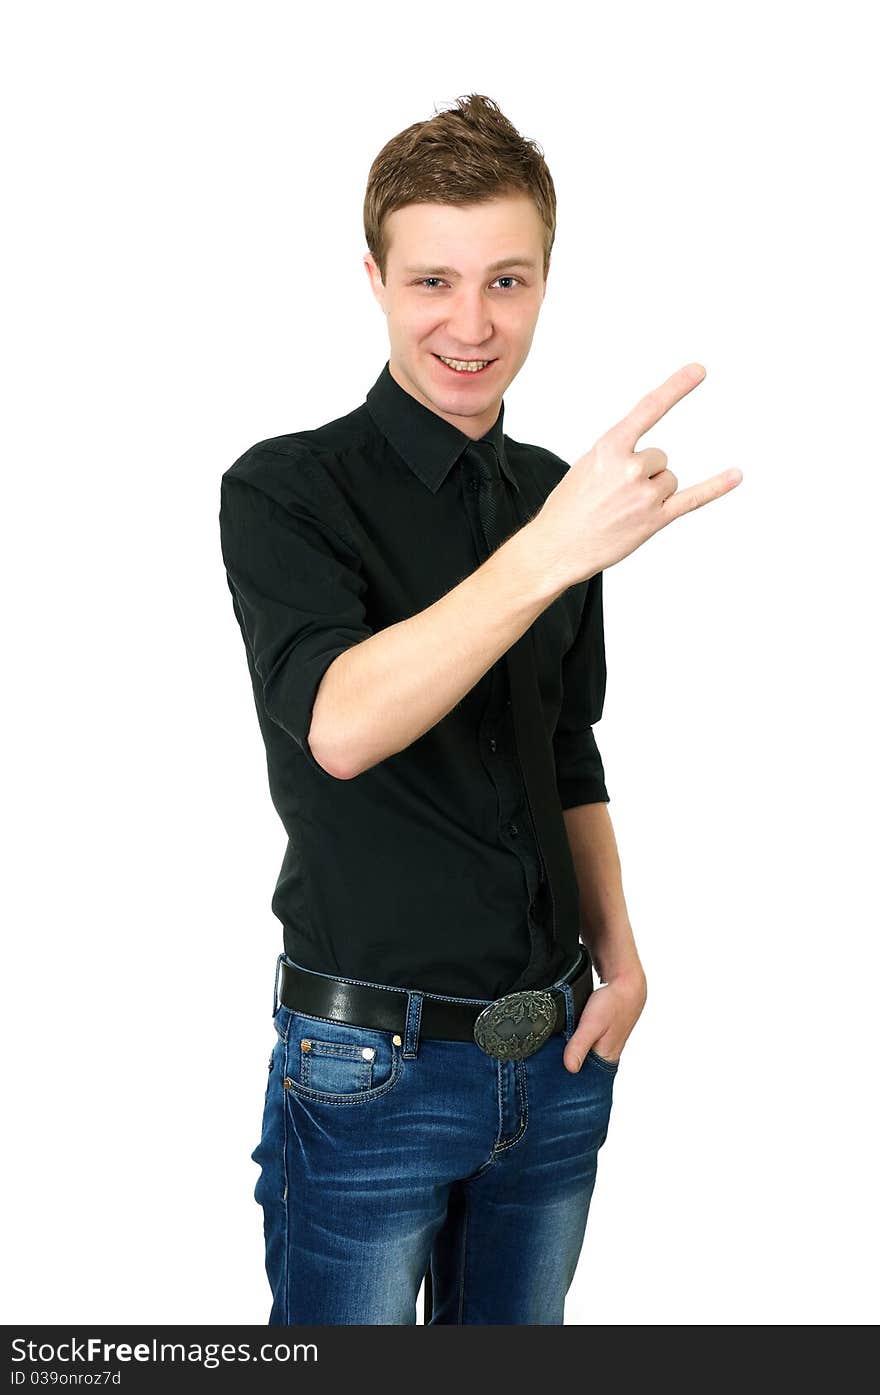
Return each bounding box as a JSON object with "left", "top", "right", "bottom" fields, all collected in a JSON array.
[
  {"left": 561, "top": 983, "right": 574, "bottom": 1039},
  {"left": 492, "top": 1059, "right": 529, "bottom": 1154},
  {"left": 587, "top": 1047, "right": 619, "bottom": 1075},
  {"left": 283, "top": 1049, "right": 403, "bottom": 1106},
  {"left": 281, "top": 1037, "right": 291, "bottom": 1321},
  {"left": 458, "top": 1188, "right": 470, "bottom": 1324},
  {"left": 301, "top": 1041, "right": 373, "bottom": 1092},
  {"left": 282, "top": 1005, "right": 397, "bottom": 1039}
]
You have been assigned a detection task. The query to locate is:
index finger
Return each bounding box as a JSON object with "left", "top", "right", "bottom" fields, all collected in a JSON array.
[{"left": 607, "top": 363, "right": 706, "bottom": 451}]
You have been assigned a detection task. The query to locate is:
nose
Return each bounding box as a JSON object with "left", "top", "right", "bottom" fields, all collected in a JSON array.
[{"left": 446, "top": 291, "right": 494, "bottom": 353}]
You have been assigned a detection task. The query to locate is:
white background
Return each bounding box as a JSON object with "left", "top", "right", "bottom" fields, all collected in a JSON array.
[{"left": 3, "top": 0, "right": 877, "bottom": 1327}]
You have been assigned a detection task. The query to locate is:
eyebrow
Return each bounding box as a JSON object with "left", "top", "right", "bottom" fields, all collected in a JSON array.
[{"left": 403, "top": 256, "right": 538, "bottom": 276}]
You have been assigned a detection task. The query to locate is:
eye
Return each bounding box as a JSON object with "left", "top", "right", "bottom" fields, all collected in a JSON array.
[{"left": 413, "top": 276, "right": 524, "bottom": 291}]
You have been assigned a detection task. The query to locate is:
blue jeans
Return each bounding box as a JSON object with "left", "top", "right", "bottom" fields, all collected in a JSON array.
[{"left": 251, "top": 950, "right": 618, "bottom": 1325}]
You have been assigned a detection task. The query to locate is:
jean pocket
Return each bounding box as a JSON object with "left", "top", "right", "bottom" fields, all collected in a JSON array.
[
  {"left": 586, "top": 1046, "right": 620, "bottom": 1076},
  {"left": 282, "top": 1009, "right": 404, "bottom": 1105}
]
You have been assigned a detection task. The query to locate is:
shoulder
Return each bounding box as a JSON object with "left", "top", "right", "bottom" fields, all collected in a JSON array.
[
  {"left": 220, "top": 420, "right": 372, "bottom": 556},
  {"left": 221, "top": 434, "right": 323, "bottom": 504},
  {"left": 221, "top": 404, "right": 372, "bottom": 510}
]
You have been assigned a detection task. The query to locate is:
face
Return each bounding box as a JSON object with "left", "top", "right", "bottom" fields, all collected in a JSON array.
[{"left": 364, "top": 193, "right": 549, "bottom": 440}]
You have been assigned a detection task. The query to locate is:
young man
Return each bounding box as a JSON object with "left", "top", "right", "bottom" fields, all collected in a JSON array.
[{"left": 218, "top": 94, "right": 739, "bottom": 1326}]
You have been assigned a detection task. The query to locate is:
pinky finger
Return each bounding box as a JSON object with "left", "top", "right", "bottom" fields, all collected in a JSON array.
[{"left": 662, "top": 469, "right": 742, "bottom": 522}]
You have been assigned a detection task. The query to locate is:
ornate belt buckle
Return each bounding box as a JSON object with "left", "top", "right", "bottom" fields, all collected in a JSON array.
[{"left": 473, "top": 989, "right": 557, "bottom": 1061}]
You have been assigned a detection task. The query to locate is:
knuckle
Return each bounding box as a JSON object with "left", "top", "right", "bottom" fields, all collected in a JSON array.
[{"left": 623, "top": 459, "right": 642, "bottom": 484}]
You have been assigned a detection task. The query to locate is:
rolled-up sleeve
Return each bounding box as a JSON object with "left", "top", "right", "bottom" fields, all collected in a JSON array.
[
  {"left": 553, "top": 570, "right": 610, "bottom": 808},
  {"left": 219, "top": 461, "right": 372, "bottom": 775}
]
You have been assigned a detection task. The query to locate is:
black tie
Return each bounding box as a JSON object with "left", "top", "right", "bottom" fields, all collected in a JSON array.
[{"left": 465, "top": 439, "right": 583, "bottom": 989}]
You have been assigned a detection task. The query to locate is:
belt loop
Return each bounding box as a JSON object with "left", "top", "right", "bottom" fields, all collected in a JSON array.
[
  {"left": 272, "top": 951, "right": 284, "bottom": 1018},
  {"left": 403, "top": 990, "right": 423, "bottom": 1059},
  {"left": 560, "top": 983, "right": 575, "bottom": 1040}
]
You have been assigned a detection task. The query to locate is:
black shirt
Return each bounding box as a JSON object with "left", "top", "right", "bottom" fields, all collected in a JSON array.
[{"left": 219, "top": 361, "right": 609, "bottom": 1000}]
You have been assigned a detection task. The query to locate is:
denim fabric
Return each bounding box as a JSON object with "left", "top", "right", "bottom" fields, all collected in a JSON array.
[{"left": 251, "top": 951, "right": 618, "bottom": 1325}]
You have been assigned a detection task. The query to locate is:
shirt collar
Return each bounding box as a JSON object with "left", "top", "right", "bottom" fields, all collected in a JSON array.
[{"left": 365, "top": 360, "right": 520, "bottom": 496}]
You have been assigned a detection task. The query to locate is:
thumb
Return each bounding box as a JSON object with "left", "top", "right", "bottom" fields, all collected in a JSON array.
[{"left": 563, "top": 1028, "right": 597, "bottom": 1073}]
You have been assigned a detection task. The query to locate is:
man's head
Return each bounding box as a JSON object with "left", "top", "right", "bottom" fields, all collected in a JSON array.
[{"left": 363, "top": 94, "right": 556, "bottom": 441}]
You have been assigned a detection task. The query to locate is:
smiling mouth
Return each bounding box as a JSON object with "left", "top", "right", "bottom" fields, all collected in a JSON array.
[{"left": 433, "top": 353, "right": 496, "bottom": 375}]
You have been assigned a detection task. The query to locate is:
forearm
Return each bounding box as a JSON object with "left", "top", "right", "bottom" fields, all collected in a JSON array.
[
  {"left": 562, "top": 801, "right": 645, "bottom": 985},
  {"left": 308, "top": 519, "right": 575, "bottom": 780}
]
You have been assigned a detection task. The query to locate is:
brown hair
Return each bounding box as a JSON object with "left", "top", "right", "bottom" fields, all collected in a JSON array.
[{"left": 363, "top": 93, "right": 557, "bottom": 284}]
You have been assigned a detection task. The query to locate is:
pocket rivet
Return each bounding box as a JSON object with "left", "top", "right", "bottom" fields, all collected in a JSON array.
[
  {"left": 392, "top": 1034, "right": 402, "bottom": 1046},
  {"left": 362, "top": 1047, "right": 375, "bottom": 1060},
  {"left": 301, "top": 1040, "right": 311, "bottom": 1052},
  {"left": 282, "top": 1077, "right": 293, "bottom": 1089}
]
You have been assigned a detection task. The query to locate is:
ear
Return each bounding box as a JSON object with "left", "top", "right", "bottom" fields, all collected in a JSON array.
[{"left": 363, "top": 253, "right": 386, "bottom": 310}]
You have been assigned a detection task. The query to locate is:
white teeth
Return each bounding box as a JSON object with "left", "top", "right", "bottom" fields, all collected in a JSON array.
[{"left": 438, "top": 355, "right": 491, "bottom": 372}]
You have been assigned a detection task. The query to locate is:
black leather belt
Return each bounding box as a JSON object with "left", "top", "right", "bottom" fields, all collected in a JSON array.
[{"left": 277, "top": 949, "right": 593, "bottom": 1062}]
